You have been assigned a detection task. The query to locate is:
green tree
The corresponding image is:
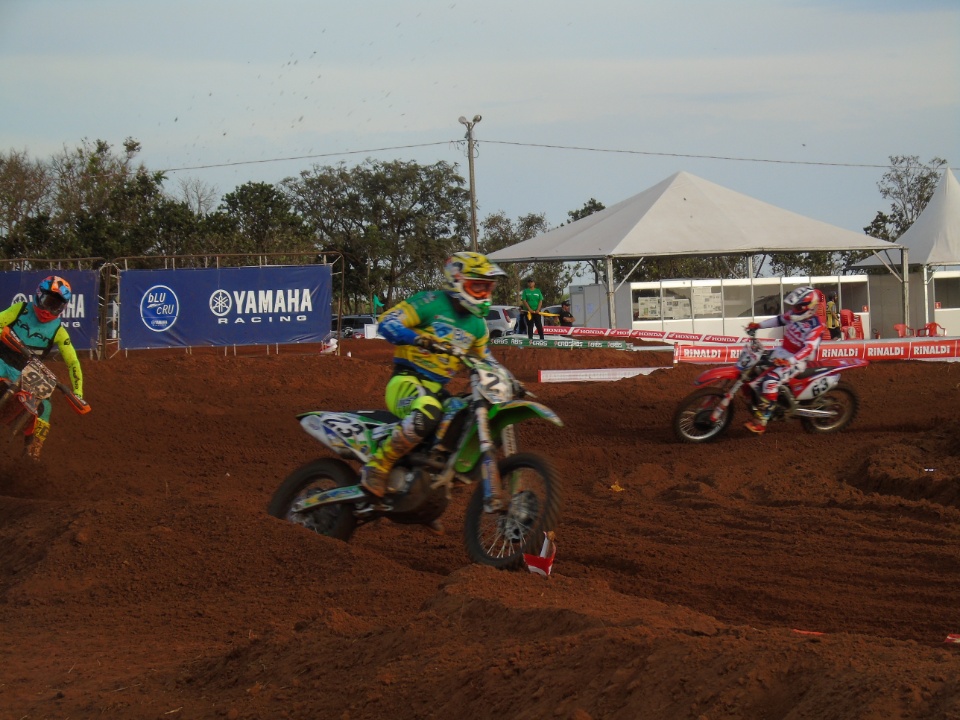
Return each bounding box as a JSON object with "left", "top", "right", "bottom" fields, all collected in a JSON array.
[
  {"left": 480, "top": 211, "right": 575, "bottom": 307},
  {"left": 865, "top": 155, "right": 947, "bottom": 241},
  {"left": 286, "top": 159, "right": 469, "bottom": 312},
  {"left": 215, "top": 181, "right": 309, "bottom": 258},
  {"left": 0, "top": 149, "right": 53, "bottom": 258},
  {"left": 46, "top": 138, "right": 169, "bottom": 259}
]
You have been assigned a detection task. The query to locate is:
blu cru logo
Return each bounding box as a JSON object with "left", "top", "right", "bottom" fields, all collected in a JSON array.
[{"left": 140, "top": 285, "right": 179, "bottom": 332}]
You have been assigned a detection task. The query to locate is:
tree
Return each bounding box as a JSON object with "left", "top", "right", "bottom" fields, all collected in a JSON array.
[
  {"left": 865, "top": 155, "right": 947, "bottom": 241},
  {"left": 216, "top": 181, "right": 309, "bottom": 257},
  {"left": 480, "top": 211, "right": 574, "bottom": 307},
  {"left": 176, "top": 176, "right": 219, "bottom": 216},
  {"left": 0, "top": 149, "right": 53, "bottom": 258},
  {"left": 286, "top": 159, "right": 470, "bottom": 312},
  {"left": 46, "top": 137, "right": 170, "bottom": 259}
]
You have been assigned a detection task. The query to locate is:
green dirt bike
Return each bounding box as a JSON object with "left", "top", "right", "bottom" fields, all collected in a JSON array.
[{"left": 268, "top": 345, "right": 563, "bottom": 569}]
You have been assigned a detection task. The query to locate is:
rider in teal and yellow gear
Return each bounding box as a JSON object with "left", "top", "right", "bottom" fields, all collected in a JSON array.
[
  {"left": 360, "top": 252, "right": 507, "bottom": 497},
  {"left": 0, "top": 276, "right": 84, "bottom": 459}
]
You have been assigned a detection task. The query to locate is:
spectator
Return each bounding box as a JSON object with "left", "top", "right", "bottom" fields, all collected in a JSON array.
[
  {"left": 558, "top": 300, "right": 575, "bottom": 327},
  {"left": 826, "top": 293, "right": 842, "bottom": 341},
  {"left": 521, "top": 277, "right": 545, "bottom": 341}
]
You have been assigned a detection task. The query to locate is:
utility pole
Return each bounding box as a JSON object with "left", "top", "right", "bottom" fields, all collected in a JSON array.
[{"left": 458, "top": 115, "right": 481, "bottom": 252}]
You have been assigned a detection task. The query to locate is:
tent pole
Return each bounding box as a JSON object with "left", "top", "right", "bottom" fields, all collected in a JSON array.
[
  {"left": 902, "top": 248, "right": 910, "bottom": 326},
  {"left": 922, "top": 265, "right": 929, "bottom": 326},
  {"left": 606, "top": 256, "right": 615, "bottom": 329}
]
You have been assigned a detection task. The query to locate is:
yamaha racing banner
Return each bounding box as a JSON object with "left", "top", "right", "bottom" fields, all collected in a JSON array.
[
  {"left": 0, "top": 269, "right": 100, "bottom": 351},
  {"left": 118, "top": 265, "right": 332, "bottom": 349}
]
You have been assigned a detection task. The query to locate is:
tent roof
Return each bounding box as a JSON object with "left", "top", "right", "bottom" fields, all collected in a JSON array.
[
  {"left": 488, "top": 171, "right": 899, "bottom": 263},
  {"left": 858, "top": 168, "right": 960, "bottom": 268}
]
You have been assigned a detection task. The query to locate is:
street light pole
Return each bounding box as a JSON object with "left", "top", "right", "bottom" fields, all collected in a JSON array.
[{"left": 459, "top": 114, "right": 481, "bottom": 252}]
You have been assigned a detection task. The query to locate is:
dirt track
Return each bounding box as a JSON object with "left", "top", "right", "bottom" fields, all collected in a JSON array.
[{"left": 2, "top": 339, "right": 959, "bottom": 719}]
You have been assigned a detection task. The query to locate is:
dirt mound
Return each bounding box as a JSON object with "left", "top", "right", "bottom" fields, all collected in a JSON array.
[{"left": 1, "top": 342, "right": 959, "bottom": 719}]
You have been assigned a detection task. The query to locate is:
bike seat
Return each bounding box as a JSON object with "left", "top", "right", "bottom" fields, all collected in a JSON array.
[{"left": 356, "top": 410, "right": 399, "bottom": 424}]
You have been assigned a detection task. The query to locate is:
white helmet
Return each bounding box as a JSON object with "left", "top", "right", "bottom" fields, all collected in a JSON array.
[{"left": 784, "top": 286, "right": 819, "bottom": 321}]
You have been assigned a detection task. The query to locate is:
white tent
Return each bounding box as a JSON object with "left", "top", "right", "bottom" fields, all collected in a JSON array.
[
  {"left": 489, "top": 171, "right": 902, "bottom": 324},
  {"left": 856, "top": 168, "right": 960, "bottom": 328},
  {"left": 860, "top": 168, "right": 960, "bottom": 268}
]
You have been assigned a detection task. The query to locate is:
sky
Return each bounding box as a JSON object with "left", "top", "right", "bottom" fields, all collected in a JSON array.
[{"left": 1, "top": 0, "right": 958, "bottom": 237}]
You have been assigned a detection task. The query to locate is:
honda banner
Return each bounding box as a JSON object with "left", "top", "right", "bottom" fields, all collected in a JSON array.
[
  {"left": 0, "top": 270, "right": 100, "bottom": 351},
  {"left": 118, "top": 266, "right": 333, "bottom": 349}
]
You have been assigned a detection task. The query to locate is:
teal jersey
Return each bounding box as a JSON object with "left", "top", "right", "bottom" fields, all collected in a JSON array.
[{"left": 378, "top": 290, "right": 496, "bottom": 383}]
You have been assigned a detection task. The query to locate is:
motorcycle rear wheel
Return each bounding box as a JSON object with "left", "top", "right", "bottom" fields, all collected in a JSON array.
[
  {"left": 463, "top": 452, "right": 562, "bottom": 570},
  {"left": 672, "top": 387, "right": 733, "bottom": 443},
  {"left": 800, "top": 382, "right": 858, "bottom": 433},
  {"left": 268, "top": 458, "right": 358, "bottom": 541}
]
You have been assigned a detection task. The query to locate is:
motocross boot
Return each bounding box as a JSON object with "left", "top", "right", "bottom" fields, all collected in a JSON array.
[
  {"left": 24, "top": 418, "right": 50, "bottom": 460},
  {"left": 359, "top": 420, "right": 420, "bottom": 497},
  {"left": 744, "top": 395, "right": 775, "bottom": 435}
]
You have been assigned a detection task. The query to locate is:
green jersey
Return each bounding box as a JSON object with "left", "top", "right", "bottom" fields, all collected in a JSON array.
[
  {"left": 521, "top": 287, "right": 543, "bottom": 312},
  {"left": 378, "top": 290, "right": 496, "bottom": 383}
]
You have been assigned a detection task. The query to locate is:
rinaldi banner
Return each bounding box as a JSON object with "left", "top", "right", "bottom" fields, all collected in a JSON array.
[{"left": 675, "top": 339, "right": 960, "bottom": 364}]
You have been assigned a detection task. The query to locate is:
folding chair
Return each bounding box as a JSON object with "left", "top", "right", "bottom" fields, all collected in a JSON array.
[
  {"left": 893, "top": 323, "right": 915, "bottom": 338},
  {"left": 921, "top": 322, "right": 946, "bottom": 337}
]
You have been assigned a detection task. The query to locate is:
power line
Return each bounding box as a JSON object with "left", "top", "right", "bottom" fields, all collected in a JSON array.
[
  {"left": 159, "top": 138, "right": 953, "bottom": 175},
  {"left": 482, "top": 140, "right": 903, "bottom": 170},
  {"left": 160, "top": 141, "right": 452, "bottom": 173}
]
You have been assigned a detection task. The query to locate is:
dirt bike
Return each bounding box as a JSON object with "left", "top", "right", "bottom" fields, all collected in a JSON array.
[
  {"left": 673, "top": 329, "right": 867, "bottom": 443},
  {"left": 0, "top": 326, "right": 90, "bottom": 441},
  {"left": 268, "top": 344, "right": 563, "bottom": 569}
]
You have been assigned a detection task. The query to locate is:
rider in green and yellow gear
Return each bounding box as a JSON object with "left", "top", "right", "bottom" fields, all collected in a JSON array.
[{"left": 359, "top": 252, "right": 507, "bottom": 497}]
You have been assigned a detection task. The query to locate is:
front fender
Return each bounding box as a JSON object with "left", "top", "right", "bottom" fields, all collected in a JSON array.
[
  {"left": 453, "top": 400, "right": 562, "bottom": 472},
  {"left": 694, "top": 365, "right": 741, "bottom": 386}
]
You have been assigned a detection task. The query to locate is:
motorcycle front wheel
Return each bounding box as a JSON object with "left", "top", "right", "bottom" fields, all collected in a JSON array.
[
  {"left": 800, "top": 382, "right": 859, "bottom": 434},
  {"left": 672, "top": 387, "right": 733, "bottom": 443},
  {"left": 463, "top": 452, "right": 562, "bottom": 570},
  {"left": 267, "top": 458, "right": 358, "bottom": 541}
]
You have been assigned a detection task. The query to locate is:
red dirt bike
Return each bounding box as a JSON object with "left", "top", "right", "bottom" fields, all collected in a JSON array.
[
  {"left": 0, "top": 326, "right": 90, "bottom": 441},
  {"left": 672, "top": 329, "right": 867, "bottom": 443}
]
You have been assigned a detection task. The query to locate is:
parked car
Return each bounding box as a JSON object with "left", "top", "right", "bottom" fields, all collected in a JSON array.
[
  {"left": 485, "top": 305, "right": 519, "bottom": 338},
  {"left": 335, "top": 314, "right": 377, "bottom": 339},
  {"left": 542, "top": 304, "right": 563, "bottom": 326}
]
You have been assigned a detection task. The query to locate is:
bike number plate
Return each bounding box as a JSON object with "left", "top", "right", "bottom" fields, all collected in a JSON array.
[{"left": 20, "top": 361, "right": 57, "bottom": 399}]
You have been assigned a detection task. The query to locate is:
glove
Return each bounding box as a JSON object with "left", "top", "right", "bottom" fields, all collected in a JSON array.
[
  {"left": 747, "top": 322, "right": 760, "bottom": 332},
  {"left": 415, "top": 335, "right": 455, "bottom": 355},
  {"left": 512, "top": 379, "right": 527, "bottom": 398}
]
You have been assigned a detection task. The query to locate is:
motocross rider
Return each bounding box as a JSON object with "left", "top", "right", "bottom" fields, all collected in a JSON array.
[
  {"left": 359, "top": 252, "right": 507, "bottom": 498},
  {"left": 744, "top": 286, "right": 822, "bottom": 435},
  {"left": 0, "top": 276, "right": 84, "bottom": 459}
]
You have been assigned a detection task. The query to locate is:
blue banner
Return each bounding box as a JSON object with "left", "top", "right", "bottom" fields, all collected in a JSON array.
[
  {"left": 0, "top": 270, "right": 100, "bottom": 351},
  {"left": 118, "top": 265, "right": 333, "bottom": 349}
]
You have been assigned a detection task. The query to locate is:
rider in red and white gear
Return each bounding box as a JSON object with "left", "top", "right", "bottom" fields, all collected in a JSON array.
[{"left": 744, "top": 286, "right": 822, "bottom": 435}]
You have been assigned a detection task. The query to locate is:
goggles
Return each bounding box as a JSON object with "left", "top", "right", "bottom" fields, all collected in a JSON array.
[
  {"left": 37, "top": 291, "right": 68, "bottom": 315},
  {"left": 463, "top": 279, "right": 495, "bottom": 300}
]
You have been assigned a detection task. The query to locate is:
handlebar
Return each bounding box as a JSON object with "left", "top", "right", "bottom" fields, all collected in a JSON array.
[{"left": 1, "top": 327, "right": 91, "bottom": 415}]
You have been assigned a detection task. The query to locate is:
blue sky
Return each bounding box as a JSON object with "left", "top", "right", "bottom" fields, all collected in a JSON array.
[{"left": 1, "top": 0, "right": 957, "bottom": 235}]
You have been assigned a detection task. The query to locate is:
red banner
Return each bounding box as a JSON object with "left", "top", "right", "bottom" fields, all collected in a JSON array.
[{"left": 675, "top": 339, "right": 960, "bottom": 364}]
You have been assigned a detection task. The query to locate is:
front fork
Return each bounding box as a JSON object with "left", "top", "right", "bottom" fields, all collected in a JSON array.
[
  {"left": 709, "top": 379, "right": 743, "bottom": 422},
  {"left": 475, "top": 404, "right": 503, "bottom": 512}
]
